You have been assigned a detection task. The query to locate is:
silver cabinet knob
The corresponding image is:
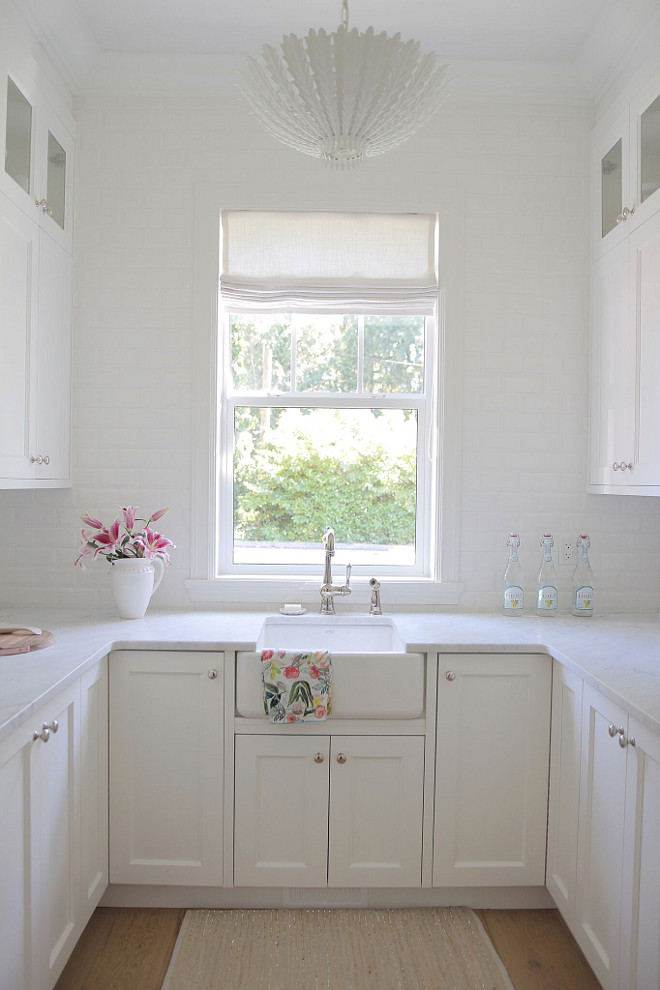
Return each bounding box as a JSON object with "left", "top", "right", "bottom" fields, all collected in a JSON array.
[
  {"left": 336, "top": 753, "right": 347, "bottom": 764},
  {"left": 43, "top": 719, "right": 58, "bottom": 734},
  {"left": 616, "top": 206, "right": 635, "bottom": 224},
  {"left": 207, "top": 668, "right": 218, "bottom": 679},
  {"left": 42, "top": 455, "right": 50, "bottom": 465},
  {"left": 313, "top": 752, "right": 324, "bottom": 764},
  {"left": 446, "top": 671, "right": 456, "bottom": 681},
  {"left": 30, "top": 454, "right": 50, "bottom": 465},
  {"left": 35, "top": 198, "right": 53, "bottom": 216},
  {"left": 619, "top": 733, "right": 636, "bottom": 749},
  {"left": 613, "top": 461, "right": 633, "bottom": 471},
  {"left": 608, "top": 723, "right": 623, "bottom": 737},
  {"left": 33, "top": 727, "right": 50, "bottom": 742}
]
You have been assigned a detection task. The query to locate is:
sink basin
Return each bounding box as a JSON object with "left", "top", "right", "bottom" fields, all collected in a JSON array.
[{"left": 255, "top": 614, "right": 406, "bottom": 654}]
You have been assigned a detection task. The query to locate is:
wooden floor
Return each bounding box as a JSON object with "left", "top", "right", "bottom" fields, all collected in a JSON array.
[{"left": 55, "top": 907, "right": 601, "bottom": 990}]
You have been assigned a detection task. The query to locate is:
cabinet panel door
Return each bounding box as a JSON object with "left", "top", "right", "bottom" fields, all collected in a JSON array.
[
  {"left": 234, "top": 735, "right": 329, "bottom": 887},
  {"left": 0, "top": 192, "right": 38, "bottom": 481},
  {"left": 109, "top": 651, "right": 224, "bottom": 886},
  {"left": 547, "top": 663, "right": 583, "bottom": 927},
  {"left": 434, "top": 654, "right": 551, "bottom": 887},
  {"left": 30, "top": 684, "right": 80, "bottom": 990},
  {"left": 0, "top": 726, "right": 31, "bottom": 990},
  {"left": 79, "top": 659, "right": 108, "bottom": 918},
  {"left": 575, "top": 684, "right": 628, "bottom": 990},
  {"left": 588, "top": 239, "right": 636, "bottom": 488},
  {"left": 35, "top": 228, "right": 71, "bottom": 481},
  {"left": 620, "top": 718, "right": 660, "bottom": 990},
  {"left": 629, "top": 211, "right": 660, "bottom": 487},
  {"left": 328, "top": 735, "right": 423, "bottom": 888}
]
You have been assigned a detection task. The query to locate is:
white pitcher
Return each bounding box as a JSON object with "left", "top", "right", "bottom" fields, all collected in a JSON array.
[{"left": 110, "top": 557, "right": 165, "bottom": 619}]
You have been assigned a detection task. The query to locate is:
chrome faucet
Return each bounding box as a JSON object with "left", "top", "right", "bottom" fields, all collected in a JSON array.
[
  {"left": 369, "top": 577, "right": 382, "bottom": 615},
  {"left": 320, "top": 527, "right": 351, "bottom": 615}
]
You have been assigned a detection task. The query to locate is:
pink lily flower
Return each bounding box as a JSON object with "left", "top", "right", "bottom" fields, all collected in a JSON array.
[
  {"left": 94, "top": 519, "right": 121, "bottom": 556},
  {"left": 137, "top": 527, "right": 175, "bottom": 561},
  {"left": 149, "top": 507, "right": 169, "bottom": 523},
  {"left": 74, "top": 545, "right": 93, "bottom": 568},
  {"left": 81, "top": 513, "right": 103, "bottom": 529},
  {"left": 121, "top": 505, "right": 138, "bottom": 530}
]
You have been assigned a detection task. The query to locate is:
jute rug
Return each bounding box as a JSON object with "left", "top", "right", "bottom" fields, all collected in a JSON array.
[{"left": 161, "top": 907, "right": 514, "bottom": 989}]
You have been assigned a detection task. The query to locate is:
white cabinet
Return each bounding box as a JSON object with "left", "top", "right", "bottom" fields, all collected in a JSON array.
[
  {"left": 592, "top": 67, "right": 660, "bottom": 259},
  {"left": 79, "top": 661, "right": 108, "bottom": 915},
  {"left": 550, "top": 677, "right": 660, "bottom": 990},
  {"left": 589, "top": 210, "right": 660, "bottom": 492},
  {"left": 0, "top": 657, "right": 108, "bottom": 990},
  {"left": 574, "top": 684, "right": 629, "bottom": 990},
  {"left": 620, "top": 716, "right": 660, "bottom": 990},
  {"left": 109, "top": 650, "right": 225, "bottom": 886},
  {"left": 234, "top": 734, "right": 424, "bottom": 888},
  {"left": 546, "top": 662, "right": 583, "bottom": 927},
  {"left": 433, "top": 654, "right": 551, "bottom": 887},
  {"left": 0, "top": 60, "right": 74, "bottom": 488},
  {"left": 0, "top": 65, "right": 75, "bottom": 250},
  {"left": 589, "top": 64, "right": 660, "bottom": 495}
]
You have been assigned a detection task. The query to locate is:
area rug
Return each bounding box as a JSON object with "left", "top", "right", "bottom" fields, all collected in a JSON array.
[{"left": 161, "top": 907, "right": 514, "bottom": 989}]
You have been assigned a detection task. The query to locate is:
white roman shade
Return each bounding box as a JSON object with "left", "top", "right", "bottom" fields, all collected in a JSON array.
[{"left": 220, "top": 210, "right": 438, "bottom": 314}]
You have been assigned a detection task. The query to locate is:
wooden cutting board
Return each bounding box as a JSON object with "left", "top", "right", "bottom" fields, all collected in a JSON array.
[{"left": 0, "top": 628, "right": 54, "bottom": 656}]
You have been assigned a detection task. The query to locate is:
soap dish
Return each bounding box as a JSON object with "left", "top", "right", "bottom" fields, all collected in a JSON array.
[{"left": 280, "top": 606, "right": 307, "bottom": 616}]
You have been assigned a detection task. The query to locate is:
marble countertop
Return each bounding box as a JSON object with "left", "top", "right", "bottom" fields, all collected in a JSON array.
[{"left": 1, "top": 607, "right": 659, "bottom": 741}]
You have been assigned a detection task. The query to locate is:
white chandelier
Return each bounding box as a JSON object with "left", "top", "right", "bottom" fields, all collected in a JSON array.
[{"left": 238, "top": 0, "right": 449, "bottom": 169}]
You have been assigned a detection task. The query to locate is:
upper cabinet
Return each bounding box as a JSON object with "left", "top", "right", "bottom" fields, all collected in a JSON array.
[
  {"left": 0, "top": 39, "right": 75, "bottom": 488},
  {"left": 589, "top": 66, "right": 660, "bottom": 495},
  {"left": 592, "top": 68, "right": 660, "bottom": 261},
  {"left": 1, "top": 67, "right": 75, "bottom": 253}
]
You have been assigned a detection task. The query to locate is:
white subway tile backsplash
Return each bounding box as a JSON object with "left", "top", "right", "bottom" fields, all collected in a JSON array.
[{"left": 0, "top": 90, "right": 658, "bottom": 612}]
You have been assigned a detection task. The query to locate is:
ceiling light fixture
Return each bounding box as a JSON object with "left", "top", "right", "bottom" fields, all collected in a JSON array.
[{"left": 238, "top": 0, "right": 449, "bottom": 169}]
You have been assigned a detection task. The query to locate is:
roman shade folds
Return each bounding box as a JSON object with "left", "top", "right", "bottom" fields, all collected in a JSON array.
[{"left": 220, "top": 210, "right": 438, "bottom": 314}]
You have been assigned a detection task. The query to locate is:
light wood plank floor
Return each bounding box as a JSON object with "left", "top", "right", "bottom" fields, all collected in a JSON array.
[{"left": 55, "top": 907, "right": 601, "bottom": 990}]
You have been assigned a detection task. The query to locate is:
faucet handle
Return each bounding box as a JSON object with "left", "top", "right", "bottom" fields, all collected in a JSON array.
[{"left": 345, "top": 563, "right": 352, "bottom": 587}]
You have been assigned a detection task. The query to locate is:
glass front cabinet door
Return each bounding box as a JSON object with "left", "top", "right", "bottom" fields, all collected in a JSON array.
[
  {"left": 592, "top": 68, "right": 660, "bottom": 259},
  {"left": 1, "top": 70, "right": 74, "bottom": 252}
]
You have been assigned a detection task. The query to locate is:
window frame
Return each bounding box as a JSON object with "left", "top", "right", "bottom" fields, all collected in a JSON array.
[
  {"left": 186, "top": 195, "right": 464, "bottom": 608},
  {"left": 217, "top": 310, "right": 437, "bottom": 578}
]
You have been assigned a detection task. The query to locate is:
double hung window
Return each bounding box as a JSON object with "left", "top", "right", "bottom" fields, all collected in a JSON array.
[{"left": 217, "top": 211, "right": 439, "bottom": 579}]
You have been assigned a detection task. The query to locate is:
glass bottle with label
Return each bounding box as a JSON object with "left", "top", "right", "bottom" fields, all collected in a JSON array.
[
  {"left": 537, "top": 534, "right": 558, "bottom": 615},
  {"left": 503, "top": 533, "right": 524, "bottom": 614},
  {"left": 572, "top": 535, "right": 594, "bottom": 617}
]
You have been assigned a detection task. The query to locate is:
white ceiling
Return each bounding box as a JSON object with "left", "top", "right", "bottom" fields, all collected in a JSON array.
[
  {"left": 39, "top": 0, "right": 611, "bottom": 61},
  {"left": 17, "top": 0, "right": 660, "bottom": 102}
]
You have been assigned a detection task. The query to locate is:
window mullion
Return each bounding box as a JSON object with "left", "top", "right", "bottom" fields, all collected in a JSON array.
[{"left": 357, "top": 314, "right": 364, "bottom": 393}]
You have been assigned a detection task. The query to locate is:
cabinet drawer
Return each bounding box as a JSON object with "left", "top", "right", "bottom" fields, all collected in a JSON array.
[{"left": 236, "top": 651, "right": 425, "bottom": 718}]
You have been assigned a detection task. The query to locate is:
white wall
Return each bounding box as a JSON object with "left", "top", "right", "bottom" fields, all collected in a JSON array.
[{"left": 1, "top": 59, "right": 659, "bottom": 613}]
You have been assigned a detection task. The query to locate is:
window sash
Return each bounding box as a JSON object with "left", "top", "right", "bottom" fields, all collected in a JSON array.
[{"left": 215, "top": 313, "right": 438, "bottom": 579}]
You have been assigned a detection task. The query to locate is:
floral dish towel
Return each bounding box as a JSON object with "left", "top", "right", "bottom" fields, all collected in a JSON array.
[{"left": 261, "top": 650, "right": 332, "bottom": 723}]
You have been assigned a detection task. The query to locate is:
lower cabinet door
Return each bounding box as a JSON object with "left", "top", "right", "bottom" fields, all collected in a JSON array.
[
  {"left": 575, "top": 684, "right": 628, "bottom": 990},
  {"left": 30, "top": 683, "right": 80, "bottom": 989},
  {"left": 0, "top": 722, "right": 31, "bottom": 990},
  {"left": 328, "top": 736, "right": 424, "bottom": 888},
  {"left": 79, "top": 659, "right": 108, "bottom": 918},
  {"left": 433, "top": 654, "right": 551, "bottom": 886},
  {"left": 620, "top": 716, "right": 660, "bottom": 990},
  {"left": 547, "top": 661, "right": 583, "bottom": 927},
  {"left": 234, "top": 735, "right": 330, "bottom": 887},
  {"left": 109, "top": 650, "right": 224, "bottom": 886}
]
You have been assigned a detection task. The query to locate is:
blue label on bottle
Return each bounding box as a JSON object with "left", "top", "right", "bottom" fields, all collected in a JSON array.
[
  {"left": 538, "top": 586, "right": 558, "bottom": 610},
  {"left": 574, "top": 586, "right": 593, "bottom": 610},
  {"left": 504, "top": 586, "right": 524, "bottom": 610}
]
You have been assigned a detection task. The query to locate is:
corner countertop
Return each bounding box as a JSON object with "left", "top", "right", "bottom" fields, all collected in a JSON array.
[{"left": 0, "top": 607, "right": 659, "bottom": 742}]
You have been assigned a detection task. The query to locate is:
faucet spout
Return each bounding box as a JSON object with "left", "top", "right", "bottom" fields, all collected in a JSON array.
[{"left": 320, "top": 527, "right": 351, "bottom": 615}]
